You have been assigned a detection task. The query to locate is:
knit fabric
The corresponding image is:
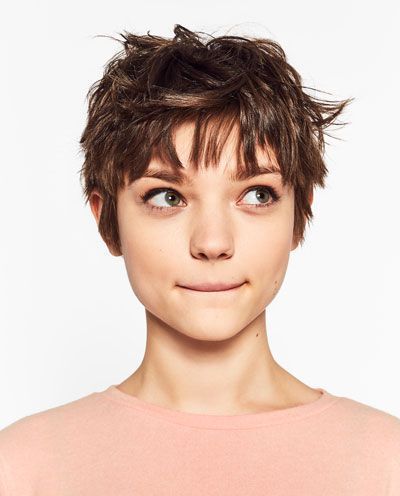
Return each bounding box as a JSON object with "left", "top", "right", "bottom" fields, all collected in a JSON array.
[{"left": 0, "top": 385, "right": 399, "bottom": 495}]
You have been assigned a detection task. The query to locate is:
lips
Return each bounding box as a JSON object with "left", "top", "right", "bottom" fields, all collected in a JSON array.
[{"left": 178, "top": 281, "right": 246, "bottom": 292}]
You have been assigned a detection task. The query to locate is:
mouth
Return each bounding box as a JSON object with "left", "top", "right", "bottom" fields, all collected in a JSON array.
[{"left": 177, "top": 281, "right": 247, "bottom": 292}]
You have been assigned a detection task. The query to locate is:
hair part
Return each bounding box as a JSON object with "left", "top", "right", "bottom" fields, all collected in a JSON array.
[{"left": 78, "top": 24, "right": 353, "bottom": 256}]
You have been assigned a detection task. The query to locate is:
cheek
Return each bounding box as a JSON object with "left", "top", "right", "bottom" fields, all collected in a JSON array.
[
  {"left": 244, "top": 213, "right": 293, "bottom": 291},
  {"left": 249, "top": 234, "right": 290, "bottom": 278},
  {"left": 119, "top": 217, "right": 181, "bottom": 304}
]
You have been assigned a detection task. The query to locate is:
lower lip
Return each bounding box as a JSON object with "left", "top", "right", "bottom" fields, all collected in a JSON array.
[{"left": 177, "top": 283, "right": 246, "bottom": 293}]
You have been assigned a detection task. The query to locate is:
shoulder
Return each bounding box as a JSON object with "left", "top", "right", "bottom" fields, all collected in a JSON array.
[
  {"left": 331, "top": 392, "right": 400, "bottom": 460},
  {"left": 0, "top": 389, "right": 105, "bottom": 438},
  {"left": 0, "top": 391, "right": 105, "bottom": 494},
  {"left": 334, "top": 393, "right": 400, "bottom": 429},
  {"left": 0, "top": 390, "right": 104, "bottom": 462}
]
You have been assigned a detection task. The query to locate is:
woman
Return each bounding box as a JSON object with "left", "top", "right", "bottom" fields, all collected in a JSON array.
[{"left": 0, "top": 24, "right": 399, "bottom": 495}]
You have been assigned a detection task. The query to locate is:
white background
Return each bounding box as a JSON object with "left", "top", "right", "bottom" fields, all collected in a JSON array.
[{"left": 1, "top": 0, "right": 399, "bottom": 428}]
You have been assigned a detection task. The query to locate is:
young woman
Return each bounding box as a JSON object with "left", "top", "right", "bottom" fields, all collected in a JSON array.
[{"left": 0, "top": 24, "right": 399, "bottom": 495}]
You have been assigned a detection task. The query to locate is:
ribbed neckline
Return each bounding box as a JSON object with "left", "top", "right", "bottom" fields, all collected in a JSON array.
[{"left": 98, "top": 384, "right": 342, "bottom": 429}]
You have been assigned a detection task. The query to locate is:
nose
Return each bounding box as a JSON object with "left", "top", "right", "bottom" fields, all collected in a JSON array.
[
  {"left": 191, "top": 242, "right": 233, "bottom": 261},
  {"left": 189, "top": 211, "right": 234, "bottom": 261}
]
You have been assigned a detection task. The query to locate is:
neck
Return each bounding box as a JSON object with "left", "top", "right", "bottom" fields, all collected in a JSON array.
[{"left": 117, "top": 309, "right": 320, "bottom": 415}]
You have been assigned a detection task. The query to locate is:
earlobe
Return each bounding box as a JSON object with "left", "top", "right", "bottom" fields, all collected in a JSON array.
[{"left": 89, "top": 191, "right": 122, "bottom": 257}]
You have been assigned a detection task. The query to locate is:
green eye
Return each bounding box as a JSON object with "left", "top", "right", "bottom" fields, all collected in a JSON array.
[
  {"left": 150, "top": 190, "right": 180, "bottom": 207},
  {"left": 140, "top": 185, "right": 281, "bottom": 212},
  {"left": 140, "top": 188, "right": 183, "bottom": 210},
  {"left": 242, "top": 187, "right": 275, "bottom": 207}
]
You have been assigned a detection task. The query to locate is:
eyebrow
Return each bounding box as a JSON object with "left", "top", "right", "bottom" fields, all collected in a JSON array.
[{"left": 140, "top": 164, "right": 282, "bottom": 185}]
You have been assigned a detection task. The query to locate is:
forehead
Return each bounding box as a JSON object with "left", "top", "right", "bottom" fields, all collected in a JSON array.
[{"left": 140, "top": 120, "right": 282, "bottom": 186}]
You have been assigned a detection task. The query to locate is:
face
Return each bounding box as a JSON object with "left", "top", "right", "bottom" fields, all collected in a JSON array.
[{"left": 91, "top": 121, "right": 300, "bottom": 342}]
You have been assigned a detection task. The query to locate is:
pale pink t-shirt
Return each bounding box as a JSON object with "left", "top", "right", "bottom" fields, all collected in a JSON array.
[{"left": 0, "top": 385, "right": 399, "bottom": 495}]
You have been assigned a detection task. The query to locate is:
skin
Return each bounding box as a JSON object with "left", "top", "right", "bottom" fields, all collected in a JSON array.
[{"left": 89, "top": 121, "right": 320, "bottom": 415}]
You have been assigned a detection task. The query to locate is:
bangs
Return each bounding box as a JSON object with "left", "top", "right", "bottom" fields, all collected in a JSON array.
[{"left": 121, "top": 104, "right": 284, "bottom": 190}]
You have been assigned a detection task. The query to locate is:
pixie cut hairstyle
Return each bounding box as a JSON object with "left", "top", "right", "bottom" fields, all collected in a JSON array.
[{"left": 78, "top": 24, "right": 352, "bottom": 256}]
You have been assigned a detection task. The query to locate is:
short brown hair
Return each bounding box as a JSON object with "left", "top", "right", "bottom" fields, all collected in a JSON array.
[{"left": 78, "top": 24, "right": 352, "bottom": 256}]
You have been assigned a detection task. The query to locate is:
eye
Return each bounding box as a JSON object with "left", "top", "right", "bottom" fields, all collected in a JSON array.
[
  {"left": 139, "top": 188, "right": 183, "bottom": 211},
  {"left": 240, "top": 186, "right": 281, "bottom": 209},
  {"left": 139, "top": 185, "right": 281, "bottom": 213}
]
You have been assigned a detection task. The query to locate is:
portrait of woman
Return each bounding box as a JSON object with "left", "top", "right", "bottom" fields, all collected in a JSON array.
[{"left": 1, "top": 3, "right": 399, "bottom": 494}]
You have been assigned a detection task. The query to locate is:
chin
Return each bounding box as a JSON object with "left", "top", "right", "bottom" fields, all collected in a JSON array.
[{"left": 176, "top": 320, "right": 246, "bottom": 343}]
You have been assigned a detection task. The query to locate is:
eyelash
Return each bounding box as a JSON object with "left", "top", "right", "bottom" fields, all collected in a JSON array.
[{"left": 139, "top": 185, "right": 281, "bottom": 213}]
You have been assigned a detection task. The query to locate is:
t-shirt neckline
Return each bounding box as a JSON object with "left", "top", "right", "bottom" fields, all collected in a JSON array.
[{"left": 99, "top": 384, "right": 341, "bottom": 429}]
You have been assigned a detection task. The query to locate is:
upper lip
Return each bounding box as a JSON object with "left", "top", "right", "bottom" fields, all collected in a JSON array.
[{"left": 178, "top": 281, "right": 246, "bottom": 292}]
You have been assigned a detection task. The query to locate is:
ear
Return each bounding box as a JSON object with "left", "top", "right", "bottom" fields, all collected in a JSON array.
[
  {"left": 291, "top": 234, "right": 300, "bottom": 251},
  {"left": 291, "top": 189, "right": 313, "bottom": 251},
  {"left": 89, "top": 190, "right": 121, "bottom": 257},
  {"left": 89, "top": 189, "right": 103, "bottom": 226}
]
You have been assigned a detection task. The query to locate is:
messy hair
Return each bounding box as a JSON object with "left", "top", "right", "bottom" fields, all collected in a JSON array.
[{"left": 78, "top": 24, "right": 352, "bottom": 256}]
